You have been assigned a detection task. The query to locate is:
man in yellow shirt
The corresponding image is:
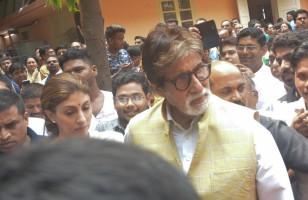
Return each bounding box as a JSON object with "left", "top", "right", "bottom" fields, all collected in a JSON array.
[{"left": 125, "top": 25, "right": 293, "bottom": 200}]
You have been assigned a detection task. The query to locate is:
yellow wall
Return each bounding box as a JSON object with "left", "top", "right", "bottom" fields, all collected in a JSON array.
[
  {"left": 100, "top": 0, "right": 239, "bottom": 45},
  {"left": 301, "top": 0, "right": 308, "bottom": 10}
]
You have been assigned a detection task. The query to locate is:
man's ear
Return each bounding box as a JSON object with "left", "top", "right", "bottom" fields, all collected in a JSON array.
[
  {"left": 23, "top": 112, "right": 29, "bottom": 125},
  {"left": 261, "top": 44, "right": 268, "bottom": 56},
  {"left": 91, "top": 65, "right": 98, "bottom": 76},
  {"left": 44, "top": 110, "right": 56, "bottom": 123},
  {"left": 146, "top": 93, "right": 154, "bottom": 107},
  {"left": 151, "top": 83, "right": 165, "bottom": 97}
]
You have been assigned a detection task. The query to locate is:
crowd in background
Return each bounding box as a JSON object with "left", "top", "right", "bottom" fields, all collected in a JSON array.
[{"left": 0, "top": 8, "right": 308, "bottom": 200}]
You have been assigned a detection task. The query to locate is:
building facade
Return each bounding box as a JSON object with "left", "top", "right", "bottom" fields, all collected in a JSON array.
[{"left": 0, "top": 0, "right": 307, "bottom": 58}]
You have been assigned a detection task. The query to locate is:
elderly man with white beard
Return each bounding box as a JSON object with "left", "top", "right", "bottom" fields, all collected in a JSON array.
[{"left": 125, "top": 25, "right": 293, "bottom": 200}]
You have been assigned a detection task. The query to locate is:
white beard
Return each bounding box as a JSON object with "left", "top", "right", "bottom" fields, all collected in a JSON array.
[{"left": 183, "top": 88, "right": 210, "bottom": 116}]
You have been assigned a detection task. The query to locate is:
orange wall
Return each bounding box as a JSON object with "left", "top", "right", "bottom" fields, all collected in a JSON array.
[
  {"left": 193, "top": 0, "right": 239, "bottom": 27},
  {"left": 100, "top": 0, "right": 161, "bottom": 45},
  {"left": 100, "top": 0, "right": 239, "bottom": 45},
  {"left": 301, "top": 0, "right": 308, "bottom": 10}
]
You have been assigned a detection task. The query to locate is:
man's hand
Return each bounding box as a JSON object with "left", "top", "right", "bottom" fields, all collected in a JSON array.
[
  {"left": 292, "top": 108, "right": 308, "bottom": 137},
  {"left": 188, "top": 26, "right": 202, "bottom": 40},
  {"left": 235, "top": 64, "right": 254, "bottom": 78},
  {"left": 120, "top": 62, "right": 132, "bottom": 68}
]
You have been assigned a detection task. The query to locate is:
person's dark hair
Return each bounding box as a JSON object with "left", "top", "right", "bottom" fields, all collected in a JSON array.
[
  {"left": 165, "top": 18, "right": 178, "bottom": 25},
  {"left": 127, "top": 45, "right": 141, "bottom": 57},
  {"left": 248, "top": 19, "right": 261, "bottom": 28},
  {"left": 38, "top": 45, "right": 51, "bottom": 57},
  {"left": 237, "top": 27, "right": 266, "bottom": 47},
  {"left": 294, "top": 9, "right": 308, "bottom": 20},
  {"left": 0, "top": 139, "right": 200, "bottom": 200},
  {"left": 219, "top": 36, "right": 237, "bottom": 53},
  {"left": 41, "top": 73, "right": 90, "bottom": 137},
  {"left": 112, "top": 69, "right": 150, "bottom": 96},
  {"left": 265, "top": 23, "right": 274, "bottom": 31},
  {"left": 291, "top": 41, "right": 308, "bottom": 70},
  {"left": 0, "top": 75, "right": 14, "bottom": 91},
  {"left": 20, "top": 83, "right": 43, "bottom": 100},
  {"left": 24, "top": 56, "right": 38, "bottom": 66},
  {"left": 8, "top": 62, "right": 26, "bottom": 76},
  {"left": 295, "top": 29, "right": 308, "bottom": 42},
  {"left": 287, "top": 10, "right": 296, "bottom": 19},
  {"left": 232, "top": 18, "right": 240, "bottom": 23},
  {"left": 0, "top": 56, "right": 12, "bottom": 63},
  {"left": 272, "top": 32, "right": 301, "bottom": 54},
  {"left": 0, "top": 89, "right": 25, "bottom": 114},
  {"left": 274, "top": 22, "right": 283, "bottom": 31},
  {"left": 276, "top": 18, "right": 284, "bottom": 23},
  {"left": 55, "top": 45, "right": 67, "bottom": 53},
  {"left": 279, "top": 22, "right": 292, "bottom": 31},
  {"left": 134, "top": 35, "right": 145, "bottom": 42},
  {"left": 123, "top": 41, "right": 129, "bottom": 50},
  {"left": 59, "top": 48, "right": 92, "bottom": 69},
  {"left": 267, "top": 37, "right": 274, "bottom": 50},
  {"left": 105, "top": 24, "right": 126, "bottom": 40}
]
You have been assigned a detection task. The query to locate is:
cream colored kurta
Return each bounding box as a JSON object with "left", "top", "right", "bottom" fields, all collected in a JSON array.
[
  {"left": 27, "top": 68, "right": 41, "bottom": 83},
  {"left": 126, "top": 95, "right": 259, "bottom": 199}
]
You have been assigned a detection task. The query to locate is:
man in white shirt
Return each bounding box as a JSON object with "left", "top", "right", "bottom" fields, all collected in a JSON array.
[
  {"left": 237, "top": 27, "right": 285, "bottom": 110},
  {"left": 60, "top": 48, "right": 118, "bottom": 132},
  {"left": 125, "top": 25, "right": 293, "bottom": 200}
]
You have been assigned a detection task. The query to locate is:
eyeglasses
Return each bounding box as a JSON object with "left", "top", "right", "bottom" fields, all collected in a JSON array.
[
  {"left": 275, "top": 53, "right": 292, "bottom": 66},
  {"left": 164, "top": 63, "right": 210, "bottom": 91},
  {"left": 236, "top": 45, "right": 258, "bottom": 52},
  {"left": 116, "top": 94, "right": 145, "bottom": 105}
]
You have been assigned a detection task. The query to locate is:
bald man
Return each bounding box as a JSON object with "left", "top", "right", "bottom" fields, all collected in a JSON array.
[
  {"left": 210, "top": 61, "right": 308, "bottom": 174},
  {"left": 210, "top": 61, "right": 247, "bottom": 106}
]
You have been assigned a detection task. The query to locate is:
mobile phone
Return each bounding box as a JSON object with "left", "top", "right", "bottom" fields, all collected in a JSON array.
[
  {"left": 195, "top": 20, "right": 220, "bottom": 49},
  {"left": 22, "top": 80, "right": 30, "bottom": 85}
]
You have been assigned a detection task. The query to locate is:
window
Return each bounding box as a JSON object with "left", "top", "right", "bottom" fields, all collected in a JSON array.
[{"left": 160, "top": 0, "right": 193, "bottom": 28}]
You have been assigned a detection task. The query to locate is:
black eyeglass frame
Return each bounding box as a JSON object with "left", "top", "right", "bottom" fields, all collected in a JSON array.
[{"left": 164, "top": 63, "right": 211, "bottom": 91}]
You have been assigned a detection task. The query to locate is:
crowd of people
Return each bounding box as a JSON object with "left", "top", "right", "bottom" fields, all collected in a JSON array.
[{"left": 0, "top": 7, "right": 308, "bottom": 200}]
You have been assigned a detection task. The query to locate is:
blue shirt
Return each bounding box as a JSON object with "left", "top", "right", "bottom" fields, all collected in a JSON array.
[{"left": 107, "top": 49, "right": 132, "bottom": 74}]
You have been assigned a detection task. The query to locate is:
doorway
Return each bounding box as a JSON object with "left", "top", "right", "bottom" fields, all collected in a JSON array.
[{"left": 247, "top": 0, "right": 274, "bottom": 24}]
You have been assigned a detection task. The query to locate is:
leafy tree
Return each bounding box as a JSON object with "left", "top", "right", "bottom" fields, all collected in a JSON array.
[{"left": 45, "top": 0, "right": 111, "bottom": 90}]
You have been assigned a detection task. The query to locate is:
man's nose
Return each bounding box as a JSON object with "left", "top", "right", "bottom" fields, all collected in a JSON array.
[
  {"left": 125, "top": 98, "right": 136, "bottom": 108},
  {"left": 0, "top": 129, "right": 10, "bottom": 141},
  {"left": 33, "top": 106, "right": 42, "bottom": 113},
  {"left": 231, "top": 91, "right": 242, "bottom": 102},
  {"left": 190, "top": 74, "right": 204, "bottom": 93}
]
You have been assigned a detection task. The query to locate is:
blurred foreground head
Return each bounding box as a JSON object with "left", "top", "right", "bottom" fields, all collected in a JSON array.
[{"left": 0, "top": 139, "right": 200, "bottom": 200}]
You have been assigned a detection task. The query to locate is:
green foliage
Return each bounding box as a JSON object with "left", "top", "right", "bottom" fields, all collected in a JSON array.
[{"left": 45, "top": 0, "right": 79, "bottom": 12}]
